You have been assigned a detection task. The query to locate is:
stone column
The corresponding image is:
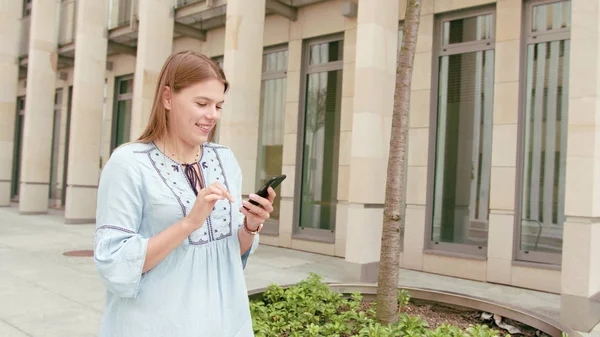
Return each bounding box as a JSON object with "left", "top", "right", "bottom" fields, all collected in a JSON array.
[
  {"left": 560, "top": 0, "right": 600, "bottom": 331},
  {"left": 344, "top": 0, "right": 399, "bottom": 282},
  {"left": 218, "top": 0, "right": 266, "bottom": 194},
  {"left": 0, "top": 1, "right": 22, "bottom": 206},
  {"left": 275, "top": 37, "right": 301, "bottom": 249},
  {"left": 485, "top": 0, "right": 522, "bottom": 285},
  {"left": 335, "top": 18, "right": 359, "bottom": 257},
  {"left": 129, "top": 0, "right": 174, "bottom": 140},
  {"left": 18, "top": 0, "right": 59, "bottom": 214},
  {"left": 63, "top": 0, "right": 108, "bottom": 224}
]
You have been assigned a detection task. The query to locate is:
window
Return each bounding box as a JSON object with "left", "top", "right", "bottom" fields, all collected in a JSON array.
[
  {"left": 516, "top": 0, "right": 570, "bottom": 265},
  {"left": 212, "top": 56, "right": 224, "bottom": 70},
  {"left": 111, "top": 75, "right": 133, "bottom": 151},
  {"left": 176, "top": 0, "right": 203, "bottom": 8},
  {"left": 211, "top": 56, "right": 224, "bottom": 142},
  {"left": 116, "top": 0, "right": 133, "bottom": 27},
  {"left": 256, "top": 47, "right": 288, "bottom": 234},
  {"left": 22, "top": 0, "right": 32, "bottom": 17},
  {"left": 398, "top": 24, "right": 404, "bottom": 49},
  {"left": 295, "top": 36, "right": 343, "bottom": 241},
  {"left": 100, "top": 79, "right": 108, "bottom": 167},
  {"left": 49, "top": 89, "right": 63, "bottom": 202},
  {"left": 61, "top": 86, "right": 73, "bottom": 206},
  {"left": 58, "top": 0, "right": 77, "bottom": 46},
  {"left": 428, "top": 9, "right": 495, "bottom": 255},
  {"left": 11, "top": 97, "right": 26, "bottom": 200}
]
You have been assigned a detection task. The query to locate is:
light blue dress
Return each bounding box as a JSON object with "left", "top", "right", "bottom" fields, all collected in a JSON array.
[{"left": 94, "top": 141, "right": 259, "bottom": 337}]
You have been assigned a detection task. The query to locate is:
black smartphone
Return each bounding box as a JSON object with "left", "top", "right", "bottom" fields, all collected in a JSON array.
[{"left": 249, "top": 174, "right": 286, "bottom": 207}]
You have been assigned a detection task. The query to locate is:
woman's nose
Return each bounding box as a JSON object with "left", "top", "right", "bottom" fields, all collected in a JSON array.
[{"left": 206, "top": 105, "right": 219, "bottom": 119}]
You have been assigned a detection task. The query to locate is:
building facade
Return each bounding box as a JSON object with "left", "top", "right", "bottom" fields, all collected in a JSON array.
[{"left": 1, "top": 0, "right": 599, "bottom": 330}]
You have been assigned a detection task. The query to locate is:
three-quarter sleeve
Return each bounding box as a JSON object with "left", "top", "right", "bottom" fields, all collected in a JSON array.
[{"left": 94, "top": 149, "right": 149, "bottom": 299}]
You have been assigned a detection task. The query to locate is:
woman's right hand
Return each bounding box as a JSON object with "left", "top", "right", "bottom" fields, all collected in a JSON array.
[{"left": 185, "top": 182, "right": 235, "bottom": 230}]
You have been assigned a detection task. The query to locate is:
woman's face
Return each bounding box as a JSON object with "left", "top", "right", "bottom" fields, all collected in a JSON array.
[{"left": 164, "top": 79, "right": 225, "bottom": 146}]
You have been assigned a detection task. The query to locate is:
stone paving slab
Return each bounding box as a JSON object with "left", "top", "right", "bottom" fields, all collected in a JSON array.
[
  {"left": 0, "top": 206, "right": 596, "bottom": 337},
  {"left": 0, "top": 320, "right": 30, "bottom": 337}
]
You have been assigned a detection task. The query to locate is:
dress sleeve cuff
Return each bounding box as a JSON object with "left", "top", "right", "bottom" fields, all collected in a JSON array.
[{"left": 94, "top": 227, "right": 149, "bottom": 298}]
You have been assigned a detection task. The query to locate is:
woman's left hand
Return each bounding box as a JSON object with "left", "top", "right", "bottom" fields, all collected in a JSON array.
[{"left": 240, "top": 187, "right": 276, "bottom": 230}]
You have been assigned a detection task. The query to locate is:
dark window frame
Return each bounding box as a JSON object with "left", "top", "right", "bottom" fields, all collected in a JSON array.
[
  {"left": 424, "top": 5, "right": 497, "bottom": 257},
  {"left": 513, "top": 0, "right": 571, "bottom": 266},
  {"left": 22, "top": 0, "right": 32, "bottom": 17},
  {"left": 256, "top": 44, "right": 289, "bottom": 236},
  {"left": 110, "top": 74, "right": 134, "bottom": 152},
  {"left": 292, "top": 33, "right": 344, "bottom": 243}
]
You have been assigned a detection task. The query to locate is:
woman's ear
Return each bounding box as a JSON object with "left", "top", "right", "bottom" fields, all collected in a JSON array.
[{"left": 162, "top": 86, "right": 173, "bottom": 111}]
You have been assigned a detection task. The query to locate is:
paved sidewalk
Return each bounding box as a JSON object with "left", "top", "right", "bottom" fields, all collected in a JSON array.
[{"left": 0, "top": 206, "right": 597, "bottom": 336}]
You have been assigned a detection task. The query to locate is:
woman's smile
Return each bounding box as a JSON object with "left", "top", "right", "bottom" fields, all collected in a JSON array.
[{"left": 195, "top": 123, "right": 213, "bottom": 134}]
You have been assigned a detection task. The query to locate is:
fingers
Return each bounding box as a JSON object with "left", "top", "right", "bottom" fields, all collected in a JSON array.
[
  {"left": 211, "top": 182, "right": 235, "bottom": 202},
  {"left": 247, "top": 193, "right": 274, "bottom": 213},
  {"left": 240, "top": 205, "right": 269, "bottom": 224},
  {"left": 242, "top": 199, "right": 271, "bottom": 220},
  {"left": 204, "top": 194, "right": 224, "bottom": 202},
  {"left": 203, "top": 183, "right": 235, "bottom": 203},
  {"left": 204, "top": 185, "right": 225, "bottom": 201},
  {"left": 267, "top": 187, "right": 276, "bottom": 203}
]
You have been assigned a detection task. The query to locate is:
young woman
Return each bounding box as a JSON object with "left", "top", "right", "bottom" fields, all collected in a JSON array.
[{"left": 94, "top": 51, "right": 273, "bottom": 336}]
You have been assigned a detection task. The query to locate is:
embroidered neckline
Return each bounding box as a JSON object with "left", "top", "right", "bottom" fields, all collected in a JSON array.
[
  {"left": 151, "top": 141, "right": 205, "bottom": 166},
  {"left": 145, "top": 144, "right": 233, "bottom": 246}
]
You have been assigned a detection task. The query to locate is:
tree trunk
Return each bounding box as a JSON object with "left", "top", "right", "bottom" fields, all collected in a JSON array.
[{"left": 376, "top": 0, "right": 422, "bottom": 325}]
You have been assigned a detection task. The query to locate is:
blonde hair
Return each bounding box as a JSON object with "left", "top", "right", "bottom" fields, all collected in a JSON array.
[{"left": 136, "top": 50, "right": 228, "bottom": 144}]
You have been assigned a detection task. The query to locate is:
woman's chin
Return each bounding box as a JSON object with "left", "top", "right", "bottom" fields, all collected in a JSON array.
[
  {"left": 181, "top": 127, "right": 213, "bottom": 145},
  {"left": 190, "top": 134, "right": 209, "bottom": 145}
]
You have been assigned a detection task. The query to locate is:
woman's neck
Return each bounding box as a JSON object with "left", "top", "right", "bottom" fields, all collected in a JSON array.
[{"left": 158, "top": 134, "right": 200, "bottom": 164}]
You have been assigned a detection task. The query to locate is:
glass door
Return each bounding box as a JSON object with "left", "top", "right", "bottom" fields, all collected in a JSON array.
[
  {"left": 429, "top": 10, "right": 495, "bottom": 256},
  {"left": 516, "top": 0, "right": 571, "bottom": 265},
  {"left": 256, "top": 47, "right": 288, "bottom": 234},
  {"left": 11, "top": 96, "right": 26, "bottom": 200},
  {"left": 111, "top": 75, "right": 133, "bottom": 151},
  {"left": 211, "top": 56, "right": 224, "bottom": 143},
  {"left": 49, "top": 89, "right": 63, "bottom": 204},
  {"left": 61, "top": 86, "right": 73, "bottom": 206},
  {"left": 295, "top": 36, "right": 344, "bottom": 241}
]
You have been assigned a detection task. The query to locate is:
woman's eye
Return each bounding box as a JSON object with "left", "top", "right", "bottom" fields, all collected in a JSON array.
[
  {"left": 197, "top": 102, "right": 207, "bottom": 107},
  {"left": 216, "top": 105, "right": 223, "bottom": 110}
]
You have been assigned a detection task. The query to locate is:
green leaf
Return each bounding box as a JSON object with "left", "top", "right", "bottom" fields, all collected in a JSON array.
[{"left": 250, "top": 274, "right": 506, "bottom": 337}]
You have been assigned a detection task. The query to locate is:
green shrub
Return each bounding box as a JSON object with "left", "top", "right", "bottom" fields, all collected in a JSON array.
[{"left": 250, "top": 273, "right": 509, "bottom": 337}]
